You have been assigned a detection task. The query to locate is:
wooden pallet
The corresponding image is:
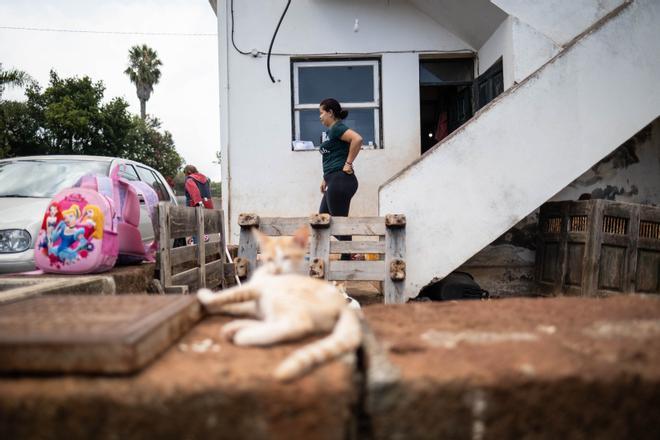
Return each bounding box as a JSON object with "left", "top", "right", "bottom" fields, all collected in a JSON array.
[
  {"left": 157, "top": 203, "right": 231, "bottom": 294},
  {"left": 236, "top": 213, "right": 406, "bottom": 304},
  {"left": 537, "top": 200, "right": 660, "bottom": 296}
]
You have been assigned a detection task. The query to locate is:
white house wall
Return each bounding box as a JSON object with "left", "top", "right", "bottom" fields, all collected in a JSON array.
[
  {"left": 552, "top": 118, "right": 660, "bottom": 204},
  {"left": 216, "top": 0, "right": 474, "bottom": 241},
  {"left": 491, "top": 0, "right": 625, "bottom": 46},
  {"left": 477, "top": 17, "right": 514, "bottom": 88},
  {"left": 510, "top": 18, "right": 561, "bottom": 84},
  {"left": 477, "top": 16, "right": 560, "bottom": 91}
]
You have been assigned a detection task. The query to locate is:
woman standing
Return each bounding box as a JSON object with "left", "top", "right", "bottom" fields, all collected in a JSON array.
[{"left": 318, "top": 98, "right": 363, "bottom": 258}]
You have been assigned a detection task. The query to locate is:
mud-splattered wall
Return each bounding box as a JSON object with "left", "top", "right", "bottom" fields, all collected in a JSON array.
[{"left": 457, "top": 117, "right": 660, "bottom": 297}]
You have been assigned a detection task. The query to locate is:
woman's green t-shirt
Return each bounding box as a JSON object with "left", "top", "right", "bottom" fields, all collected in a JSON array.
[{"left": 319, "top": 122, "right": 349, "bottom": 175}]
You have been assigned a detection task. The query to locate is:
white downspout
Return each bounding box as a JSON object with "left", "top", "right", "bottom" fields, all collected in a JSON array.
[{"left": 217, "top": 0, "right": 232, "bottom": 241}]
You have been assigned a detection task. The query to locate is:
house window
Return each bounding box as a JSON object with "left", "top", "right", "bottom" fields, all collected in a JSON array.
[{"left": 292, "top": 59, "right": 381, "bottom": 150}]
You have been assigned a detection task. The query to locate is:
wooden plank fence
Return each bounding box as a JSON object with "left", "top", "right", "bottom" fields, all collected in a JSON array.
[
  {"left": 236, "top": 213, "right": 406, "bottom": 304},
  {"left": 156, "top": 202, "right": 230, "bottom": 294}
]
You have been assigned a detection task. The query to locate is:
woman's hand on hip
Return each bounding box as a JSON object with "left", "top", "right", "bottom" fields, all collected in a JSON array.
[
  {"left": 320, "top": 179, "right": 327, "bottom": 193},
  {"left": 342, "top": 162, "right": 354, "bottom": 175}
]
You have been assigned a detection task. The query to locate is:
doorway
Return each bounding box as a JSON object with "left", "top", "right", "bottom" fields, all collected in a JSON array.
[{"left": 419, "top": 58, "right": 474, "bottom": 154}]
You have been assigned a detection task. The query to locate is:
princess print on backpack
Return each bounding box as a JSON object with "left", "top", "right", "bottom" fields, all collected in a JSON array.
[{"left": 36, "top": 193, "right": 107, "bottom": 270}]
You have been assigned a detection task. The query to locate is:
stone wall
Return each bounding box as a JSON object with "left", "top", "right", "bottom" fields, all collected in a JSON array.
[{"left": 1, "top": 296, "right": 659, "bottom": 439}]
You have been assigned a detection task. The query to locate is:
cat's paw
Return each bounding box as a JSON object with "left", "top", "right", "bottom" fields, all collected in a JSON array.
[
  {"left": 196, "top": 288, "right": 216, "bottom": 305},
  {"left": 220, "top": 319, "right": 258, "bottom": 342}
]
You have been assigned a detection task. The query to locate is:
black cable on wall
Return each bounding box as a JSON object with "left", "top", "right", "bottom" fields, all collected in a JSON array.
[{"left": 267, "top": 0, "right": 293, "bottom": 83}]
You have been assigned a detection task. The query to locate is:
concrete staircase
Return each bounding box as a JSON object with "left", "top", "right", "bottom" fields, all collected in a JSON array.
[{"left": 379, "top": 0, "right": 660, "bottom": 298}]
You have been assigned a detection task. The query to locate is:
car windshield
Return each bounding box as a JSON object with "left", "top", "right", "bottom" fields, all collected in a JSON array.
[{"left": 0, "top": 159, "right": 110, "bottom": 198}]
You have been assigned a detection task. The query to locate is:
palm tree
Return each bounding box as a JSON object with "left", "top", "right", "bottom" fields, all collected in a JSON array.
[
  {"left": 124, "top": 44, "right": 162, "bottom": 119},
  {"left": 0, "top": 64, "right": 32, "bottom": 99}
]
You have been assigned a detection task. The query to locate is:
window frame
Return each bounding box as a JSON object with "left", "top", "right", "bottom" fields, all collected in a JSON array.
[
  {"left": 136, "top": 165, "right": 171, "bottom": 202},
  {"left": 291, "top": 58, "right": 382, "bottom": 150},
  {"left": 117, "top": 163, "right": 140, "bottom": 181}
]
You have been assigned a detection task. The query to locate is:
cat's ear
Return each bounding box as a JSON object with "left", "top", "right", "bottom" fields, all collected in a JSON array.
[{"left": 293, "top": 225, "right": 309, "bottom": 248}]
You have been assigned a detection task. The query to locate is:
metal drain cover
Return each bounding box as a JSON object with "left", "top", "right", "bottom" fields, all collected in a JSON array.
[{"left": 0, "top": 295, "right": 201, "bottom": 374}]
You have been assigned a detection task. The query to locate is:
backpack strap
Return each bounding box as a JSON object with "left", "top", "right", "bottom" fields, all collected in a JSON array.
[
  {"left": 74, "top": 173, "right": 119, "bottom": 233},
  {"left": 126, "top": 180, "right": 161, "bottom": 262},
  {"left": 95, "top": 176, "right": 120, "bottom": 232}
]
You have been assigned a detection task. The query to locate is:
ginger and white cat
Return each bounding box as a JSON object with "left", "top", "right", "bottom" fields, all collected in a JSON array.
[{"left": 197, "top": 226, "right": 362, "bottom": 381}]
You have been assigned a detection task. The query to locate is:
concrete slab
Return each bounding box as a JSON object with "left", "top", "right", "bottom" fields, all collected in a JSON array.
[
  {"left": 0, "top": 295, "right": 201, "bottom": 374},
  {"left": 0, "top": 315, "right": 358, "bottom": 440},
  {"left": 363, "top": 296, "right": 660, "bottom": 440},
  {"left": 0, "top": 263, "right": 156, "bottom": 304}
]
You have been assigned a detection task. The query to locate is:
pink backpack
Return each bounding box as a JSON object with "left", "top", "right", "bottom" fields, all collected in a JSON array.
[
  {"left": 34, "top": 176, "right": 119, "bottom": 274},
  {"left": 34, "top": 165, "right": 158, "bottom": 273}
]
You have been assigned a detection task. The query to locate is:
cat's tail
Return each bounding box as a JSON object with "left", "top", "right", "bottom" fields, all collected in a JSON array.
[
  {"left": 197, "top": 286, "right": 260, "bottom": 315},
  {"left": 274, "top": 308, "right": 362, "bottom": 382}
]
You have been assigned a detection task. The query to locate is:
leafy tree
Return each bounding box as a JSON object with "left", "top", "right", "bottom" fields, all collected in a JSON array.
[
  {"left": 172, "top": 171, "right": 186, "bottom": 195},
  {"left": 0, "top": 100, "right": 41, "bottom": 157},
  {"left": 124, "top": 44, "right": 162, "bottom": 119},
  {"left": 0, "top": 69, "right": 182, "bottom": 179},
  {"left": 0, "top": 63, "right": 32, "bottom": 99},
  {"left": 209, "top": 180, "right": 221, "bottom": 198},
  {"left": 124, "top": 116, "right": 183, "bottom": 178}
]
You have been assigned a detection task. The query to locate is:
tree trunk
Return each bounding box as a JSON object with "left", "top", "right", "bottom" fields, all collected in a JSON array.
[{"left": 140, "top": 99, "right": 146, "bottom": 119}]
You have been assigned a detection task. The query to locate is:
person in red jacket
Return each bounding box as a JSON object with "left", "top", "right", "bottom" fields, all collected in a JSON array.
[{"left": 183, "top": 165, "right": 214, "bottom": 209}]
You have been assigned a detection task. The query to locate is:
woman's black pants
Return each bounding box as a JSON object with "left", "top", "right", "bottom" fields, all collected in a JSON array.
[{"left": 319, "top": 170, "right": 358, "bottom": 260}]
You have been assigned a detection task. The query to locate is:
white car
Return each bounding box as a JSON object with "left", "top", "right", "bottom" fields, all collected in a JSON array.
[{"left": 0, "top": 155, "right": 178, "bottom": 274}]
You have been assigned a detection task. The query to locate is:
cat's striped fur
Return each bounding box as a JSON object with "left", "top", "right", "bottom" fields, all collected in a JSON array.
[{"left": 197, "top": 226, "right": 362, "bottom": 381}]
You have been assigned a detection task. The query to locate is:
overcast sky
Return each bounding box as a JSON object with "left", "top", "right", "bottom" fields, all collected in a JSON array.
[{"left": 0, "top": 0, "right": 221, "bottom": 181}]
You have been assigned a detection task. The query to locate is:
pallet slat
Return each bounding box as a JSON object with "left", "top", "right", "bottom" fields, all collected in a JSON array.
[
  {"left": 330, "top": 217, "right": 385, "bottom": 236},
  {"left": 168, "top": 205, "right": 200, "bottom": 238},
  {"left": 329, "top": 240, "right": 385, "bottom": 253},
  {"left": 172, "top": 267, "right": 200, "bottom": 287},
  {"left": 203, "top": 210, "right": 225, "bottom": 235},
  {"left": 168, "top": 242, "right": 222, "bottom": 267},
  {"left": 258, "top": 217, "right": 309, "bottom": 236},
  {"left": 327, "top": 261, "right": 385, "bottom": 281}
]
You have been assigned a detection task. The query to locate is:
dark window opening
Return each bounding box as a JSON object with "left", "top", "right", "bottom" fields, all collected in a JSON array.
[
  {"left": 419, "top": 59, "right": 474, "bottom": 155},
  {"left": 419, "top": 57, "right": 505, "bottom": 155}
]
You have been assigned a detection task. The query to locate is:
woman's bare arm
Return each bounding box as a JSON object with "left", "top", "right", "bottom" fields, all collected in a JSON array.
[{"left": 340, "top": 129, "right": 363, "bottom": 173}]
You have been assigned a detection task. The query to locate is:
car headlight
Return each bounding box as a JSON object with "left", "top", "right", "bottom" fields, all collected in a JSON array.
[{"left": 0, "top": 229, "right": 32, "bottom": 253}]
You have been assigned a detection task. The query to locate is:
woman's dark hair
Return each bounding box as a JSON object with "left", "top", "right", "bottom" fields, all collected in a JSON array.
[
  {"left": 320, "top": 98, "right": 349, "bottom": 120},
  {"left": 183, "top": 165, "right": 198, "bottom": 175}
]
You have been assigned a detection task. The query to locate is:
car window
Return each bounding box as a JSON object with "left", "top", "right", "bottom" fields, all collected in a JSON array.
[
  {"left": 0, "top": 159, "right": 110, "bottom": 198},
  {"left": 136, "top": 166, "right": 171, "bottom": 201},
  {"left": 117, "top": 163, "right": 140, "bottom": 181}
]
